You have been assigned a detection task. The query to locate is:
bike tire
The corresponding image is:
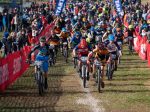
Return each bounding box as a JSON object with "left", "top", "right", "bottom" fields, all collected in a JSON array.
[
  {"left": 107, "top": 64, "right": 112, "bottom": 80},
  {"left": 63, "top": 49, "right": 68, "bottom": 63},
  {"left": 128, "top": 41, "right": 133, "bottom": 54},
  {"left": 74, "top": 58, "right": 77, "bottom": 68},
  {"left": 98, "top": 68, "right": 101, "bottom": 93},
  {"left": 37, "top": 71, "right": 44, "bottom": 96},
  {"left": 82, "top": 65, "right": 86, "bottom": 88}
]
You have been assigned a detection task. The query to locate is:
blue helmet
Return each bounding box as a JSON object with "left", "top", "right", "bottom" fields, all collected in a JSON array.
[
  {"left": 90, "top": 26, "right": 95, "bottom": 31},
  {"left": 108, "top": 34, "right": 115, "bottom": 41},
  {"left": 62, "top": 28, "right": 67, "bottom": 32}
]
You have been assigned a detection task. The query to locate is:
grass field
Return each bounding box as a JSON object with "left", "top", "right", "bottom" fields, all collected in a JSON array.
[{"left": 0, "top": 45, "right": 150, "bottom": 112}]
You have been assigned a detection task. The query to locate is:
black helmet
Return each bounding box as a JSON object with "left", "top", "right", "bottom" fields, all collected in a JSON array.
[{"left": 40, "top": 36, "right": 46, "bottom": 42}]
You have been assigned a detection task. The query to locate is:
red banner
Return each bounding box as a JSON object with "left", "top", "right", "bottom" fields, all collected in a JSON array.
[
  {"left": 138, "top": 36, "right": 147, "bottom": 60},
  {"left": 133, "top": 37, "right": 140, "bottom": 53},
  {"left": 0, "top": 22, "right": 55, "bottom": 91},
  {"left": 147, "top": 44, "right": 150, "bottom": 67},
  {"left": 0, "top": 46, "right": 30, "bottom": 91}
]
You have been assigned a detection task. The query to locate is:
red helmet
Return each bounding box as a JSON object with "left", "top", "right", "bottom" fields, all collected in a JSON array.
[{"left": 79, "top": 38, "right": 88, "bottom": 48}]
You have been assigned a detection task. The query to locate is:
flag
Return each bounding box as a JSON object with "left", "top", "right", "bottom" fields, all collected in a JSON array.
[
  {"left": 113, "top": 0, "right": 124, "bottom": 16},
  {"left": 55, "top": 0, "right": 67, "bottom": 16}
]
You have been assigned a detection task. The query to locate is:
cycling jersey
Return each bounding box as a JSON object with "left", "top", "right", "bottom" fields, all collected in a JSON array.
[
  {"left": 49, "top": 35, "right": 60, "bottom": 45},
  {"left": 74, "top": 39, "right": 91, "bottom": 57},
  {"left": 28, "top": 44, "right": 50, "bottom": 72}
]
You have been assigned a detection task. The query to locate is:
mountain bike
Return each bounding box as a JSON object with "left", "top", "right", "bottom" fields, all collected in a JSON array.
[
  {"left": 62, "top": 42, "right": 68, "bottom": 63},
  {"left": 27, "top": 60, "right": 45, "bottom": 96},
  {"left": 94, "top": 59, "right": 102, "bottom": 93},
  {"left": 117, "top": 41, "right": 122, "bottom": 64},
  {"left": 49, "top": 45, "right": 56, "bottom": 66},
  {"left": 106, "top": 54, "right": 116, "bottom": 80},
  {"left": 128, "top": 36, "right": 134, "bottom": 55},
  {"left": 80, "top": 56, "right": 88, "bottom": 88}
]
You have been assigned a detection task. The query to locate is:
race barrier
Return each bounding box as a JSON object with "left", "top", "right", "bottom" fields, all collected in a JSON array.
[{"left": 0, "top": 22, "right": 55, "bottom": 92}]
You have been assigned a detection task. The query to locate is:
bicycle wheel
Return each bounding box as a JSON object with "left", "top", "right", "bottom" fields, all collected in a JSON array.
[
  {"left": 107, "top": 63, "right": 112, "bottom": 80},
  {"left": 82, "top": 65, "right": 86, "bottom": 88},
  {"left": 37, "top": 71, "right": 44, "bottom": 95},
  {"left": 63, "top": 49, "right": 68, "bottom": 63},
  {"left": 74, "top": 57, "right": 77, "bottom": 68},
  {"left": 97, "top": 68, "right": 102, "bottom": 93},
  {"left": 128, "top": 41, "right": 133, "bottom": 54}
]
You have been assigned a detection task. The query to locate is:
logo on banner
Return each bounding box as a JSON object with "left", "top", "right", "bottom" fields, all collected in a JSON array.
[
  {"left": 13, "top": 56, "right": 22, "bottom": 74},
  {"left": 141, "top": 44, "right": 146, "bottom": 54},
  {"left": 55, "top": 0, "right": 67, "bottom": 15},
  {"left": 0, "top": 64, "right": 9, "bottom": 84},
  {"left": 114, "top": 0, "right": 124, "bottom": 16}
]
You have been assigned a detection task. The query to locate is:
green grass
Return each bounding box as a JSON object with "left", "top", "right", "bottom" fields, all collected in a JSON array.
[{"left": 90, "top": 45, "right": 150, "bottom": 112}]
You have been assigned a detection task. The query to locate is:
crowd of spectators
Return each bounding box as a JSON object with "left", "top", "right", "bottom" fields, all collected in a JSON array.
[{"left": 0, "top": 2, "right": 55, "bottom": 58}]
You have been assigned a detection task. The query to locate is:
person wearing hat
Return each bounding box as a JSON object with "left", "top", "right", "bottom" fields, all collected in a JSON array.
[{"left": 27, "top": 36, "right": 51, "bottom": 90}]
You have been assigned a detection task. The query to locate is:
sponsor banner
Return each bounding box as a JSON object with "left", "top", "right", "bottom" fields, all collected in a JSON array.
[
  {"left": 133, "top": 37, "right": 140, "bottom": 53},
  {"left": 147, "top": 44, "right": 150, "bottom": 67},
  {"left": 114, "top": 0, "right": 124, "bottom": 16},
  {"left": 138, "top": 36, "right": 147, "bottom": 60},
  {"left": 55, "top": 0, "right": 67, "bottom": 16},
  {"left": 0, "top": 46, "right": 30, "bottom": 91}
]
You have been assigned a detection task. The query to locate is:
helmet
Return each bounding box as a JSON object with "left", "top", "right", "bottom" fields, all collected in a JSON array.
[
  {"left": 62, "top": 28, "right": 67, "bottom": 32},
  {"left": 128, "top": 25, "right": 134, "bottom": 29},
  {"left": 76, "top": 32, "right": 80, "bottom": 36},
  {"left": 82, "top": 17, "right": 86, "bottom": 22},
  {"left": 74, "top": 16, "right": 78, "bottom": 20},
  {"left": 108, "top": 34, "right": 115, "bottom": 41},
  {"left": 90, "top": 26, "right": 95, "bottom": 31},
  {"left": 40, "top": 36, "right": 46, "bottom": 42}
]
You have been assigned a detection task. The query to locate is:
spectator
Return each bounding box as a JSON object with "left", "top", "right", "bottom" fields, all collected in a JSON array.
[{"left": 0, "top": 12, "right": 3, "bottom": 32}]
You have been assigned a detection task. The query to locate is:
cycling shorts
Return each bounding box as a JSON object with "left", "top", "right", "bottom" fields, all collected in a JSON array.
[{"left": 36, "top": 55, "right": 49, "bottom": 72}]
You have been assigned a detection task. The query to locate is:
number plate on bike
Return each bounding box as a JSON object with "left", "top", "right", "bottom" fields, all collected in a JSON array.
[
  {"left": 95, "top": 60, "right": 101, "bottom": 66},
  {"left": 81, "top": 57, "right": 88, "bottom": 62},
  {"left": 63, "top": 42, "right": 68, "bottom": 45},
  {"left": 34, "top": 61, "right": 43, "bottom": 66},
  {"left": 117, "top": 41, "right": 122, "bottom": 46},
  {"left": 112, "top": 54, "right": 116, "bottom": 60}
]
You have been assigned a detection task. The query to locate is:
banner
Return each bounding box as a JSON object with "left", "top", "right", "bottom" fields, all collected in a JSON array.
[
  {"left": 138, "top": 36, "right": 147, "bottom": 60},
  {"left": 55, "top": 0, "right": 67, "bottom": 16},
  {"left": 133, "top": 37, "right": 140, "bottom": 53},
  {"left": 114, "top": 0, "right": 124, "bottom": 16},
  {"left": 147, "top": 44, "right": 150, "bottom": 67},
  {"left": 0, "top": 46, "right": 30, "bottom": 91}
]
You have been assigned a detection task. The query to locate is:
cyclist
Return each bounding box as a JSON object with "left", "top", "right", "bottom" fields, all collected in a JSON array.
[
  {"left": 87, "top": 42, "right": 109, "bottom": 88},
  {"left": 105, "top": 34, "right": 121, "bottom": 71},
  {"left": 70, "top": 31, "right": 81, "bottom": 49},
  {"left": 27, "top": 36, "right": 50, "bottom": 89},
  {"left": 73, "top": 37, "right": 91, "bottom": 80},
  {"left": 58, "top": 27, "right": 70, "bottom": 53},
  {"left": 115, "top": 27, "right": 124, "bottom": 49}
]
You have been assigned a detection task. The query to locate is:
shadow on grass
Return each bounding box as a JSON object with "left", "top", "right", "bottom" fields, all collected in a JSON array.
[
  {"left": 113, "top": 77, "right": 150, "bottom": 81},
  {"left": 104, "top": 89, "right": 150, "bottom": 93},
  {"left": 106, "top": 83, "right": 144, "bottom": 87}
]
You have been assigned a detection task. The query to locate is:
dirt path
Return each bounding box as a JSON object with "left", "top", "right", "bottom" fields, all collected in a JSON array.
[{"left": 0, "top": 55, "right": 104, "bottom": 112}]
